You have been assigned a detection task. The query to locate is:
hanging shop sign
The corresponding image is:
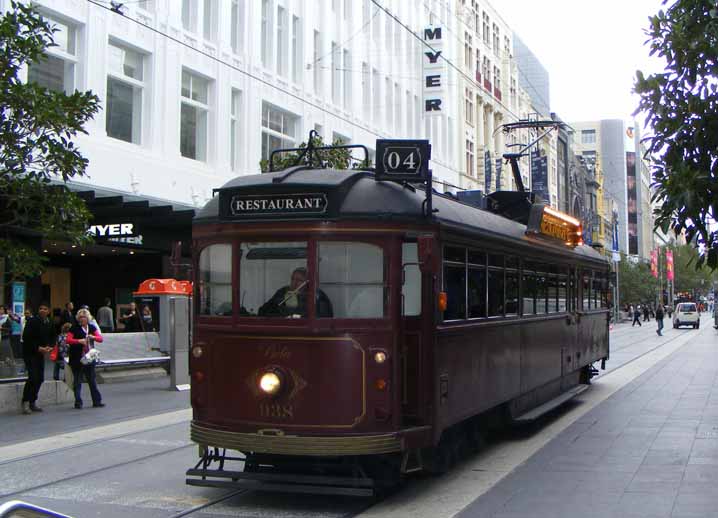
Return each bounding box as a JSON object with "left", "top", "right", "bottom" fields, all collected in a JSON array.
[{"left": 422, "top": 26, "right": 445, "bottom": 115}]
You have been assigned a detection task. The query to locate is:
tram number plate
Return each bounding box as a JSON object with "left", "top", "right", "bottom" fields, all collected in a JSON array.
[
  {"left": 375, "top": 139, "right": 431, "bottom": 182},
  {"left": 259, "top": 403, "right": 294, "bottom": 419}
]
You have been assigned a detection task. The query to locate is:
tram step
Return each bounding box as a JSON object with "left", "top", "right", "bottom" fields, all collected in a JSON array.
[
  {"left": 186, "top": 477, "right": 374, "bottom": 497},
  {"left": 186, "top": 467, "right": 378, "bottom": 497},
  {"left": 512, "top": 384, "right": 590, "bottom": 423}
]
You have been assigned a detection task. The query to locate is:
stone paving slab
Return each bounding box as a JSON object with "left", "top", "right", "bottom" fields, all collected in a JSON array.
[{"left": 458, "top": 326, "right": 718, "bottom": 518}]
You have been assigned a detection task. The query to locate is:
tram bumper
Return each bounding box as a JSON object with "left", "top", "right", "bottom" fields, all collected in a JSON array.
[{"left": 190, "top": 421, "right": 403, "bottom": 456}]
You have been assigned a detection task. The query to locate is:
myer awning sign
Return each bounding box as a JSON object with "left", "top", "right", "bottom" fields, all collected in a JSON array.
[{"left": 229, "top": 193, "right": 328, "bottom": 217}]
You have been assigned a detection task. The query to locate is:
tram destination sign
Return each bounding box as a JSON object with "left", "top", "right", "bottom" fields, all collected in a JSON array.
[
  {"left": 221, "top": 192, "right": 329, "bottom": 219},
  {"left": 375, "top": 139, "right": 431, "bottom": 182},
  {"left": 527, "top": 204, "right": 583, "bottom": 247}
]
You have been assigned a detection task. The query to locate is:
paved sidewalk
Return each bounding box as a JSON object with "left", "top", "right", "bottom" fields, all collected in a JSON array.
[
  {"left": 458, "top": 326, "right": 718, "bottom": 518},
  {"left": 0, "top": 377, "right": 189, "bottom": 446}
]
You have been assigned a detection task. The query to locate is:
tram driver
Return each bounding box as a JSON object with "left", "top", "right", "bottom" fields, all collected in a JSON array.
[{"left": 258, "top": 267, "right": 333, "bottom": 318}]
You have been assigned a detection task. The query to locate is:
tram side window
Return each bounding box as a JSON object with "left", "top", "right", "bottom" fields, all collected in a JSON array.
[
  {"left": 505, "top": 256, "right": 519, "bottom": 316},
  {"left": 535, "top": 266, "right": 548, "bottom": 314},
  {"left": 319, "top": 242, "right": 385, "bottom": 318},
  {"left": 593, "top": 274, "right": 607, "bottom": 309},
  {"left": 239, "top": 242, "right": 308, "bottom": 317},
  {"left": 198, "top": 244, "right": 232, "bottom": 316},
  {"left": 557, "top": 270, "right": 568, "bottom": 312},
  {"left": 468, "top": 252, "right": 486, "bottom": 318},
  {"left": 522, "top": 264, "right": 537, "bottom": 315},
  {"left": 443, "top": 246, "right": 466, "bottom": 320},
  {"left": 487, "top": 254, "right": 504, "bottom": 317},
  {"left": 402, "top": 243, "right": 421, "bottom": 316},
  {"left": 582, "top": 272, "right": 591, "bottom": 310}
]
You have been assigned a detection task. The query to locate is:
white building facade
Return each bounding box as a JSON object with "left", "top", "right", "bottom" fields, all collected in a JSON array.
[{"left": 17, "top": 0, "right": 467, "bottom": 207}]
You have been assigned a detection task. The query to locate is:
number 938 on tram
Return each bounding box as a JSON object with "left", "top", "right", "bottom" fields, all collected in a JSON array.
[{"left": 186, "top": 139, "right": 610, "bottom": 496}]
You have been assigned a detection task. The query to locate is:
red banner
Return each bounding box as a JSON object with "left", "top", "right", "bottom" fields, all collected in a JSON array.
[
  {"left": 665, "top": 249, "right": 674, "bottom": 281},
  {"left": 650, "top": 249, "right": 658, "bottom": 278}
]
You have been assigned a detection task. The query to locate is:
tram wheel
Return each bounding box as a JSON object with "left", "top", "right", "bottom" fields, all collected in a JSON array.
[{"left": 423, "top": 431, "right": 457, "bottom": 475}]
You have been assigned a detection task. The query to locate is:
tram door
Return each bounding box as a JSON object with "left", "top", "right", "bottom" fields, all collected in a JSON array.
[{"left": 400, "top": 243, "right": 424, "bottom": 426}]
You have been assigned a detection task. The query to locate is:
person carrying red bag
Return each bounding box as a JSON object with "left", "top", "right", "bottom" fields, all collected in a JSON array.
[{"left": 66, "top": 308, "right": 105, "bottom": 409}]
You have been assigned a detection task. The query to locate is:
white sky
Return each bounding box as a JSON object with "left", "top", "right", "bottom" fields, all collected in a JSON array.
[{"left": 494, "top": 0, "right": 667, "bottom": 123}]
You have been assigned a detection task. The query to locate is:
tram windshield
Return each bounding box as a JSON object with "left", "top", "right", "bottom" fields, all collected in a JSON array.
[{"left": 235, "top": 241, "right": 386, "bottom": 319}]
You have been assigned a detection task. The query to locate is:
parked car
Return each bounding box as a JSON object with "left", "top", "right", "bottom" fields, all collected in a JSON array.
[{"left": 674, "top": 302, "right": 700, "bottom": 329}]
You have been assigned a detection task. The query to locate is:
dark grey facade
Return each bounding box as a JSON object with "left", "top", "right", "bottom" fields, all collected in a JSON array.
[
  {"left": 513, "top": 35, "right": 551, "bottom": 116},
  {"left": 600, "top": 119, "right": 629, "bottom": 254}
]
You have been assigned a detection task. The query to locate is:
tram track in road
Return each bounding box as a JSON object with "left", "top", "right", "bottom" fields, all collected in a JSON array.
[{"left": 0, "top": 441, "right": 196, "bottom": 501}]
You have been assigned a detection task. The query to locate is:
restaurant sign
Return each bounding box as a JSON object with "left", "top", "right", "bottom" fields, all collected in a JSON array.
[{"left": 225, "top": 193, "right": 328, "bottom": 218}]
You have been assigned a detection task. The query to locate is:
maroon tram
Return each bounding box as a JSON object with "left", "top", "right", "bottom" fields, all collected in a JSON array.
[{"left": 186, "top": 139, "right": 610, "bottom": 496}]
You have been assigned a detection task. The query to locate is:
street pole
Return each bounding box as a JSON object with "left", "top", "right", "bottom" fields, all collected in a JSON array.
[{"left": 614, "top": 258, "right": 620, "bottom": 322}]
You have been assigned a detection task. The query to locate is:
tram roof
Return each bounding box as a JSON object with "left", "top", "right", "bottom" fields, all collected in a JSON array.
[{"left": 196, "top": 168, "right": 606, "bottom": 264}]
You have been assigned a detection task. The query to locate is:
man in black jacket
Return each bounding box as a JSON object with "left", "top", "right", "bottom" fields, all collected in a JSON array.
[{"left": 21, "top": 303, "right": 54, "bottom": 414}]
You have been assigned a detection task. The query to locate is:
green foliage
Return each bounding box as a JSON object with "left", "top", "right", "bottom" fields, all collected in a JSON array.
[
  {"left": 0, "top": 1, "right": 99, "bottom": 280},
  {"left": 618, "top": 257, "right": 659, "bottom": 305},
  {"left": 635, "top": 0, "right": 718, "bottom": 270},
  {"left": 670, "top": 243, "right": 718, "bottom": 294},
  {"left": 259, "top": 134, "right": 372, "bottom": 173}
]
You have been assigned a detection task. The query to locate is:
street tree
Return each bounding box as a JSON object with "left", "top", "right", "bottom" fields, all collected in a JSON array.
[
  {"left": 0, "top": 1, "right": 100, "bottom": 280},
  {"left": 618, "top": 258, "right": 659, "bottom": 307},
  {"left": 634, "top": 0, "right": 718, "bottom": 269},
  {"left": 669, "top": 244, "right": 718, "bottom": 296},
  {"left": 260, "top": 133, "right": 372, "bottom": 173}
]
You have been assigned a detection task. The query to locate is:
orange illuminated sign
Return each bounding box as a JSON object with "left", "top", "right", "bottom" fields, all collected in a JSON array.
[{"left": 527, "top": 205, "right": 583, "bottom": 247}]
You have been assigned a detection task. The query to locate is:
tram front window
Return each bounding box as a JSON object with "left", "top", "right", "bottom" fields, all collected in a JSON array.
[
  {"left": 318, "top": 242, "right": 385, "bottom": 319},
  {"left": 239, "top": 242, "right": 309, "bottom": 318}
]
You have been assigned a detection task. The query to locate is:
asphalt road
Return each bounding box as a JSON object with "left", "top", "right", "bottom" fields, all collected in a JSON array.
[{"left": 0, "top": 320, "right": 707, "bottom": 518}]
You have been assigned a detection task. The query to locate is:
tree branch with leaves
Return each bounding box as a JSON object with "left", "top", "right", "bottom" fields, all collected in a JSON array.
[{"left": 0, "top": 1, "right": 99, "bottom": 280}]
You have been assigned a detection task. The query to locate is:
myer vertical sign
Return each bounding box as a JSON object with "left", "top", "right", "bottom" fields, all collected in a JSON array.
[{"left": 423, "top": 26, "right": 445, "bottom": 115}]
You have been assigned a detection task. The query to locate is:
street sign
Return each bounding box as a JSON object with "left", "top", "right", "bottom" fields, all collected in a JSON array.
[{"left": 375, "top": 140, "right": 431, "bottom": 182}]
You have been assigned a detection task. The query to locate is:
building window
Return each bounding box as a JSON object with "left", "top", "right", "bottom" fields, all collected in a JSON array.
[
  {"left": 464, "top": 32, "right": 472, "bottom": 69},
  {"left": 372, "top": 68, "right": 380, "bottom": 124},
  {"left": 261, "top": 0, "right": 272, "bottom": 68},
  {"left": 203, "top": 0, "right": 216, "bottom": 41},
  {"left": 492, "top": 23, "right": 499, "bottom": 55},
  {"left": 276, "top": 6, "right": 287, "bottom": 77},
  {"left": 230, "top": 89, "right": 241, "bottom": 171},
  {"left": 482, "top": 12, "right": 489, "bottom": 44},
  {"left": 394, "top": 82, "right": 400, "bottom": 133},
  {"left": 180, "top": 70, "right": 210, "bottom": 161},
  {"left": 182, "top": 0, "right": 197, "bottom": 32},
  {"left": 313, "top": 30, "right": 321, "bottom": 94},
  {"left": 465, "top": 87, "right": 474, "bottom": 126},
  {"left": 331, "top": 42, "right": 339, "bottom": 105},
  {"left": 138, "top": 0, "right": 154, "bottom": 11},
  {"left": 230, "top": 0, "right": 244, "bottom": 53},
  {"left": 466, "top": 139, "right": 474, "bottom": 177},
  {"left": 343, "top": 49, "right": 351, "bottom": 109},
  {"left": 27, "top": 15, "right": 77, "bottom": 93},
  {"left": 581, "top": 129, "right": 596, "bottom": 144},
  {"left": 106, "top": 41, "right": 144, "bottom": 144},
  {"left": 291, "top": 16, "right": 301, "bottom": 83},
  {"left": 261, "top": 101, "right": 298, "bottom": 161},
  {"left": 362, "top": 62, "right": 369, "bottom": 120},
  {"left": 385, "top": 76, "right": 392, "bottom": 129},
  {"left": 493, "top": 65, "right": 501, "bottom": 93}
]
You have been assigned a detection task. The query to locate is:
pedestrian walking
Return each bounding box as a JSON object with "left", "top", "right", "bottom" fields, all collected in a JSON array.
[
  {"left": 655, "top": 304, "right": 664, "bottom": 336},
  {"left": 66, "top": 308, "right": 105, "bottom": 409},
  {"left": 632, "top": 305, "right": 642, "bottom": 326},
  {"left": 52, "top": 322, "right": 71, "bottom": 381},
  {"left": 96, "top": 298, "right": 115, "bottom": 333},
  {"left": 20, "top": 303, "right": 54, "bottom": 414},
  {"left": 667, "top": 305, "right": 673, "bottom": 319},
  {"left": 643, "top": 305, "right": 650, "bottom": 322}
]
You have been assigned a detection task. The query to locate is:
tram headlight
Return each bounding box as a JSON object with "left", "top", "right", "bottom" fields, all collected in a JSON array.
[
  {"left": 191, "top": 346, "right": 203, "bottom": 359},
  {"left": 259, "top": 371, "right": 282, "bottom": 396},
  {"left": 373, "top": 351, "right": 387, "bottom": 364}
]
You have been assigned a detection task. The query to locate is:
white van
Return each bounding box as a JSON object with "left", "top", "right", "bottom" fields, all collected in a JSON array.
[{"left": 673, "top": 302, "right": 700, "bottom": 329}]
